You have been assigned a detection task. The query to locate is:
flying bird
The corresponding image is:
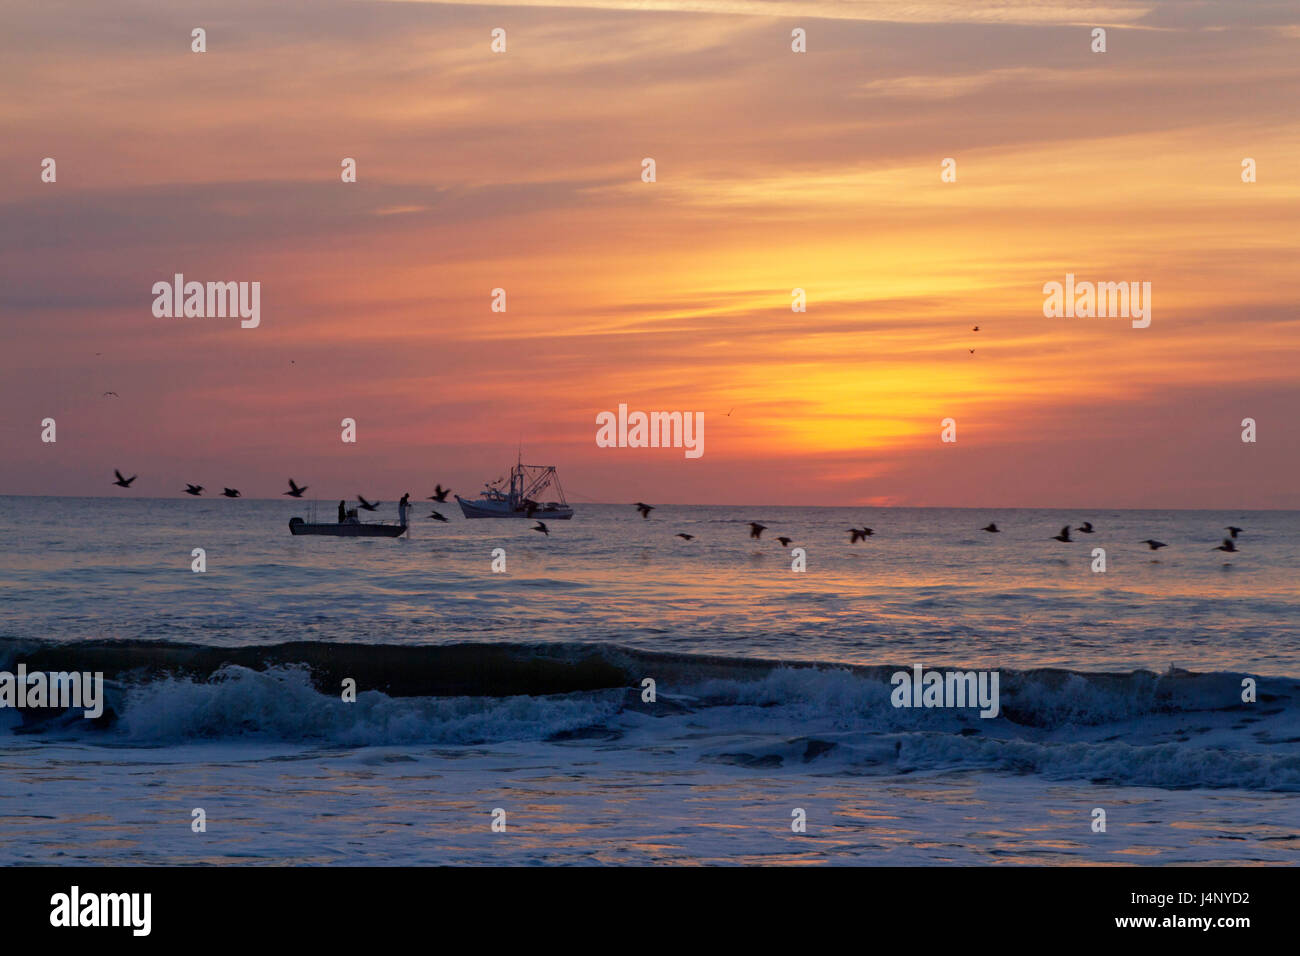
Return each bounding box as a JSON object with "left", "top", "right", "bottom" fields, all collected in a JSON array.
[
  {"left": 972, "top": 326, "right": 980, "bottom": 332},
  {"left": 112, "top": 469, "right": 136, "bottom": 488},
  {"left": 1141, "top": 539, "right": 1167, "bottom": 550},
  {"left": 776, "top": 536, "right": 793, "bottom": 547},
  {"left": 635, "top": 502, "right": 654, "bottom": 519},
  {"left": 222, "top": 488, "right": 241, "bottom": 498},
  {"left": 284, "top": 478, "right": 308, "bottom": 498},
  {"left": 968, "top": 349, "right": 975, "bottom": 354},
  {"left": 1214, "top": 538, "right": 1238, "bottom": 553},
  {"left": 532, "top": 521, "right": 549, "bottom": 536},
  {"left": 1076, "top": 522, "right": 1094, "bottom": 533},
  {"left": 428, "top": 510, "right": 448, "bottom": 522},
  {"left": 102, "top": 391, "right": 119, "bottom": 398},
  {"left": 848, "top": 528, "right": 868, "bottom": 543},
  {"left": 183, "top": 484, "right": 203, "bottom": 496},
  {"left": 1226, "top": 526, "right": 1243, "bottom": 539},
  {"left": 675, "top": 533, "right": 694, "bottom": 541},
  {"left": 429, "top": 485, "right": 451, "bottom": 502},
  {"left": 357, "top": 495, "right": 380, "bottom": 511},
  {"left": 749, "top": 522, "right": 766, "bottom": 540},
  {"left": 981, "top": 523, "right": 1000, "bottom": 533},
  {"left": 1052, "top": 526, "right": 1072, "bottom": 542}
]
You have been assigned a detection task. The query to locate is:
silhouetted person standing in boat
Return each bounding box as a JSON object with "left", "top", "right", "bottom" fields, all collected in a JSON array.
[
  {"left": 398, "top": 493, "right": 410, "bottom": 527},
  {"left": 338, "top": 500, "right": 347, "bottom": 523}
]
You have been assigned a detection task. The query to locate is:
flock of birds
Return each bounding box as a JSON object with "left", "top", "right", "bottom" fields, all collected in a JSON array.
[
  {"left": 110, "top": 470, "right": 1247, "bottom": 557},
  {"left": 112, "top": 471, "right": 456, "bottom": 516},
  {"left": 635, "top": 502, "right": 1246, "bottom": 559},
  {"left": 1023, "top": 520, "right": 1244, "bottom": 554}
]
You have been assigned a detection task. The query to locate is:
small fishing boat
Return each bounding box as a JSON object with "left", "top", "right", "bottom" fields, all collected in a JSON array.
[
  {"left": 456, "top": 455, "right": 574, "bottom": 519},
  {"left": 289, "top": 517, "right": 406, "bottom": 537}
]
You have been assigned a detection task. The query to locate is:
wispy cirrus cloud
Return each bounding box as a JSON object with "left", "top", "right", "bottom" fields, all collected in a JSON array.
[{"left": 1, "top": 0, "right": 1297, "bottom": 505}]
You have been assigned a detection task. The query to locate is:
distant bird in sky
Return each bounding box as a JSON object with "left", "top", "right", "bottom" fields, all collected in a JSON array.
[
  {"left": 357, "top": 495, "right": 380, "bottom": 511},
  {"left": 972, "top": 326, "right": 980, "bottom": 332},
  {"left": 859, "top": 527, "right": 875, "bottom": 536},
  {"left": 1052, "top": 525, "right": 1072, "bottom": 542},
  {"left": 675, "top": 533, "right": 694, "bottom": 541},
  {"left": 749, "top": 522, "right": 766, "bottom": 539},
  {"left": 429, "top": 485, "right": 450, "bottom": 502},
  {"left": 112, "top": 469, "right": 136, "bottom": 488},
  {"left": 776, "top": 536, "right": 793, "bottom": 547},
  {"left": 428, "top": 510, "right": 448, "bottom": 522},
  {"left": 532, "top": 521, "right": 549, "bottom": 536},
  {"left": 102, "top": 391, "right": 118, "bottom": 398},
  {"left": 1141, "top": 539, "right": 1167, "bottom": 550},
  {"left": 1226, "top": 526, "right": 1243, "bottom": 538},
  {"left": 183, "top": 484, "right": 203, "bottom": 496},
  {"left": 981, "top": 523, "right": 1000, "bottom": 533},
  {"left": 284, "top": 478, "right": 308, "bottom": 498},
  {"left": 635, "top": 502, "right": 654, "bottom": 519},
  {"left": 222, "top": 488, "right": 241, "bottom": 498},
  {"left": 726, "top": 408, "right": 734, "bottom": 417},
  {"left": 1076, "top": 521, "right": 1094, "bottom": 533},
  {"left": 1214, "top": 538, "right": 1238, "bottom": 553},
  {"left": 848, "top": 528, "right": 868, "bottom": 543},
  {"left": 968, "top": 349, "right": 975, "bottom": 354}
]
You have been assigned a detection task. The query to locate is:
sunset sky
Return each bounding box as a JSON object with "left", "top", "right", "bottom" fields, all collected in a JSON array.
[{"left": 2, "top": 0, "right": 1297, "bottom": 507}]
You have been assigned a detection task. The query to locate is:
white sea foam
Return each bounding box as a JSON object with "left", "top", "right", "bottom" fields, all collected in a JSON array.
[
  {"left": 34, "top": 658, "right": 1282, "bottom": 793},
  {"left": 117, "top": 664, "right": 623, "bottom": 746}
]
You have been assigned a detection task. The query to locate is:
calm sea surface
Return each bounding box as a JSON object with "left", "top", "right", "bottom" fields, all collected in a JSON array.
[{"left": 0, "top": 497, "right": 1295, "bottom": 674}]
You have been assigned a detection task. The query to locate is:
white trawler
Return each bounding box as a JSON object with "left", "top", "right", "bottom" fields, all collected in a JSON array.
[{"left": 456, "top": 455, "right": 574, "bottom": 519}]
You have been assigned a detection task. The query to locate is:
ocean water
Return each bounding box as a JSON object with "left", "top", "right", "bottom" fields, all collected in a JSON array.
[{"left": 0, "top": 497, "right": 1297, "bottom": 864}]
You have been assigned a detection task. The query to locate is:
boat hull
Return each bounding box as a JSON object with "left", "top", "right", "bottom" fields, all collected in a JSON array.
[
  {"left": 289, "top": 518, "right": 407, "bottom": 537},
  {"left": 455, "top": 496, "right": 574, "bottom": 519}
]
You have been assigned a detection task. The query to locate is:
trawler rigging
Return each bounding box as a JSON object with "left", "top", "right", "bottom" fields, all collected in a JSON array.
[{"left": 456, "top": 454, "right": 574, "bottom": 519}]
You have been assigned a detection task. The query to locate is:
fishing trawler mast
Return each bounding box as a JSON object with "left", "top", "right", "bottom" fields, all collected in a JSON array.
[{"left": 456, "top": 451, "right": 574, "bottom": 519}]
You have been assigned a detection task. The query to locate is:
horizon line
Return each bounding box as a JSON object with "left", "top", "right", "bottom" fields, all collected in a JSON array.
[{"left": 0, "top": 493, "right": 1292, "bottom": 513}]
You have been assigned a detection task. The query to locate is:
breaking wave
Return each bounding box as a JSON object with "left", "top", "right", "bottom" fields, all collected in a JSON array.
[{"left": 2, "top": 638, "right": 1295, "bottom": 791}]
